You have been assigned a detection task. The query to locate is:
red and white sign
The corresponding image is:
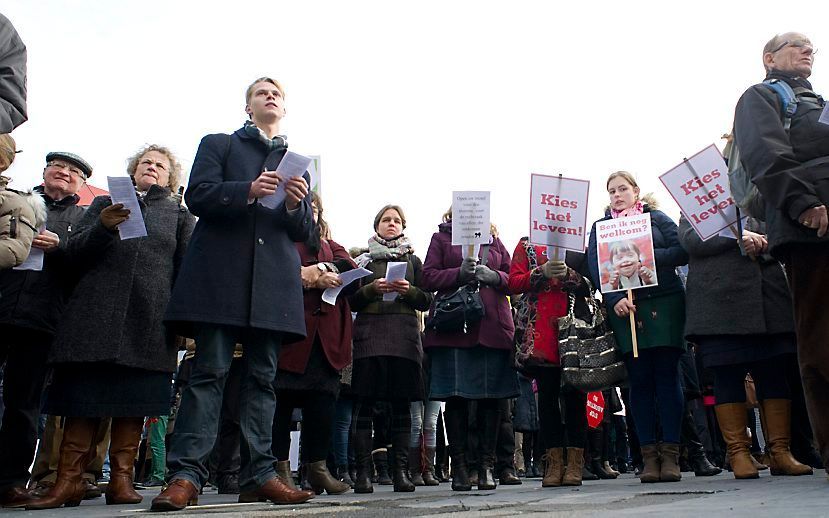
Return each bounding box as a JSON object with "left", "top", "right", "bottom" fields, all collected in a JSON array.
[
  {"left": 586, "top": 391, "right": 605, "bottom": 428},
  {"left": 529, "top": 174, "right": 590, "bottom": 253},
  {"left": 595, "top": 213, "right": 658, "bottom": 294},
  {"left": 659, "top": 144, "right": 739, "bottom": 241}
]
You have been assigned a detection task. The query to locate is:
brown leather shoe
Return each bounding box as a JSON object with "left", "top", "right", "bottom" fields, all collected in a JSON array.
[
  {"left": 150, "top": 479, "right": 199, "bottom": 511},
  {"left": 243, "top": 477, "right": 314, "bottom": 505},
  {"left": 1, "top": 487, "right": 35, "bottom": 508},
  {"left": 29, "top": 480, "right": 54, "bottom": 498},
  {"left": 82, "top": 479, "right": 102, "bottom": 500}
]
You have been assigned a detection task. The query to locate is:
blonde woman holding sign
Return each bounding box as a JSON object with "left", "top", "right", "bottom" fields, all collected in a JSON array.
[{"left": 586, "top": 171, "right": 688, "bottom": 484}]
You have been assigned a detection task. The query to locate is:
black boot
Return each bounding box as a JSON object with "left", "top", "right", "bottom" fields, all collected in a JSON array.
[
  {"left": 392, "top": 433, "right": 415, "bottom": 492},
  {"left": 445, "top": 401, "right": 472, "bottom": 491},
  {"left": 681, "top": 406, "right": 722, "bottom": 476},
  {"left": 353, "top": 429, "right": 374, "bottom": 494},
  {"left": 477, "top": 404, "right": 498, "bottom": 490},
  {"left": 588, "top": 428, "right": 617, "bottom": 479},
  {"left": 373, "top": 450, "right": 392, "bottom": 485},
  {"left": 422, "top": 447, "right": 440, "bottom": 486},
  {"left": 336, "top": 465, "right": 354, "bottom": 488}
]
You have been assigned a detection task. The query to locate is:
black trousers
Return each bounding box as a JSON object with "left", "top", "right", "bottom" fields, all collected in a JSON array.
[
  {"left": 273, "top": 390, "right": 336, "bottom": 463},
  {"left": 711, "top": 358, "right": 789, "bottom": 404},
  {"left": 536, "top": 368, "right": 587, "bottom": 449},
  {"left": 0, "top": 326, "right": 52, "bottom": 491}
]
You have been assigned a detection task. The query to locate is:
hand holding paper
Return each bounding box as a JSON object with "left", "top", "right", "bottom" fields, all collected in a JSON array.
[
  {"left": 258, "top": 152, "right": 312, "bottom": 210},
  {"left": 106, "top": 176, "right": 147, "bottom": 240},
  {"left": 382, "top": 261, "right": 408, "bottom": 301},
  {"left": 321, "top": 267, "right": 373, "bottom": 305}
]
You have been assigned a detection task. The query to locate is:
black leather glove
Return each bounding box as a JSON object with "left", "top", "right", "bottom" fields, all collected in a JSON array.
[
  {"left": 474, "top": 265, "right": 500, "bottom": 286},
  {"left": 458, "top": 256, "right": 477, "bottom": 284}
]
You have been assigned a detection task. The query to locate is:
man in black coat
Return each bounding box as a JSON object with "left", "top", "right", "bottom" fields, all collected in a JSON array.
[
  {"left": 0, "top": 152, "right": 90, "bottom": 508},
  {"left": 734, "top": 32, "right": 829, "bottom": 474},
  {"left": 0, "top": 13, "right": 26, "bottom": 133},
  {"left": 154, "top": 77, "right": 314, "bottom": 511}
]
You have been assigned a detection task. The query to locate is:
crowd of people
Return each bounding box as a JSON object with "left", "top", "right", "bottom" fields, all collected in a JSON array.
[{"left": 0, "top": 21, "right": 827, "bottom": 512}]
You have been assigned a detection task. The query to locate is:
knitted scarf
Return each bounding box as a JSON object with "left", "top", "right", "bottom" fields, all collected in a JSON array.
[
  {"left": 611, "top": 200, "right": 644, "bottom": 219},
  {"left": 355, "top": 234, "right": 414, "bottom": 267},
  {"left": 243, "top": 120, "right": 288, "bottom": 152}
]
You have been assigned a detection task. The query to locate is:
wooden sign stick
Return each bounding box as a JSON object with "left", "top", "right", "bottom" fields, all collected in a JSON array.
[
  {"left": 628, "top": 289, "right": 639, "bottom": 358},
  {"left": 467, "top": 244, "right": 475, "bottom": 261}
]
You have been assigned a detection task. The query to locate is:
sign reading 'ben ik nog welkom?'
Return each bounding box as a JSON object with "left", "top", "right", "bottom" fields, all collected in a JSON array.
[
  {"left": 451, "top": 191, "right": 491, "bottom": 246},
  {"left": 529, "top": 174, "right": 590, "bottom": 252}
]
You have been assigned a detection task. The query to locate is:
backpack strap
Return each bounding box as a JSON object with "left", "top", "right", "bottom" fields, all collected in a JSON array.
[{"left": 763, "top": 79, "right": 798, "bottom": 131}]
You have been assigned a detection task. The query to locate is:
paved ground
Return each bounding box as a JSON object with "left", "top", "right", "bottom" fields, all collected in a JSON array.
[{"left": 1, "top": 469, "right": 826, "bottom": 517}]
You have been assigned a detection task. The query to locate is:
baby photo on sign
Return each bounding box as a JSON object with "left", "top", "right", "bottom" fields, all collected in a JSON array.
[{"left": 595, "top": 214, "right": 658, "bottom": 294}]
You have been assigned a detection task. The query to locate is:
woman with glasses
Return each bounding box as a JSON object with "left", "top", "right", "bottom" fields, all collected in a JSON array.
[{"left": 27, "top": 145, "right": 195, "bottom": 510}]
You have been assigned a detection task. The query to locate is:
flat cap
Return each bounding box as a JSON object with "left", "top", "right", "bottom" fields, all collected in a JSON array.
[{"left": 46, "top": 151, "right": 93, "bottom": 178}]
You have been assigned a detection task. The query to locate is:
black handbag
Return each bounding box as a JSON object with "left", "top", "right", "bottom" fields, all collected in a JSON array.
[
  {"left": 427, "top": 283, "right": 484, "bottom": 333},
  {"left": 558, "top": 281, "right": 627, "bottom": 392}
]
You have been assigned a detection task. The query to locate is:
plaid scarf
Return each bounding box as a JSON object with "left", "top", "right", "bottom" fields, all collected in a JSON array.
[{"left": 243, "top": 120, "right": 288, "bottom": 152}]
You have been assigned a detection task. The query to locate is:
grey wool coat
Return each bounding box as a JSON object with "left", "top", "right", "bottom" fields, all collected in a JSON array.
[
  {"left": 164, "top": 127, "right": 313, "bottom": 342},
  {"left": 677, "top": 215, "right": 795, "bottom": 340},
  {"left": 49, "top": 186, "right": 195, "bottom": 373}
]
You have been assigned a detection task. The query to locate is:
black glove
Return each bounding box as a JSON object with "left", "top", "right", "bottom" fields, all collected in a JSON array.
[
  {"left": 458, "top": 257, "right": 477, "bottom": 284},
  {"left": 474, "top": 265, "right": 500, "bottom": 286}
]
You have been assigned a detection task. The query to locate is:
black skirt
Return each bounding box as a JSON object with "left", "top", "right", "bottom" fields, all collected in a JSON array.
[
  {"left": 350, "top": 356, "right": 424, "bottom": 401},
  {"left": 45, "top": 363, "right": 173, "bottom": 418},
  {"left": 275, "top": 338, "right": 340, "bottom": 397},
  {"left": 697, "top": 333, "right": 797, "bottom": 368}
]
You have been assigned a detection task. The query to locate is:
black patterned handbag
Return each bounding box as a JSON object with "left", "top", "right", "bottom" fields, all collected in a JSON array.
[{"left": 558, "top": 282, "right": 627, "bottom": 392}]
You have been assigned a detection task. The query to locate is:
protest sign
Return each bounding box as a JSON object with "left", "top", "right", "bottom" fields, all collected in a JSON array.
[
  {"left": 586, "top": 391, "right": 605, "bottom": 429},
  {"left": 529, "top": 174, "right": 590, "bottom": 257},
  {"left": 451, "top": 191, "right": 490, "bottom": 248},
  {"left": 594, "top": 213, "right": 658, "bottom": 295},
  {"left": 659, "top": 144, "right": 739, "bottom": 240}
]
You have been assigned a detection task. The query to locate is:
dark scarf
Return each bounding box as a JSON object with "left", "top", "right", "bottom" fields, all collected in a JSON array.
[
  {"left": 766, "top": 69, "right": 814, "bottom": 91},
  {"left": 33, "top": 185, "right": 80, "bottom": 208},
  {"left": 243, "top": 120, "right": 288, "bottom": 152}
]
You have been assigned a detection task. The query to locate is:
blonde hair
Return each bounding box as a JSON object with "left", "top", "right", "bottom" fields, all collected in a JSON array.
[
  {"left": 126, "top": 144, "right": 182, "bottom": 193},
  {"left": 0, "top": 134, "right": 15, "bottom": 173},
  {"left": 442, "top": 207, "right": 499, "bottom": 237},
  {"left": 605, "top": 171, "right": 659, "bottom": 210},
  {"left": 245, "top": 77, "right": 285, "bottom": 104}
]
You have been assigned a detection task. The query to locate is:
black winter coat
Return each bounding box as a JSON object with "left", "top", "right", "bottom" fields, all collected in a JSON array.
[
  {"left": 0, "top": 13, "right": 26, "bottom": 132},
  {"left": 734, "top": 71, "right": 829, "bottom": 259},
  {"left": 678, "top": 215, "right": 795, "bottom": 340},
  {"left": 0, "top": 189, "right": 84, "bottom": 335},
  {"left": 164, "top": 127, "right": 313, "bottom": 342},
  {"left": 49, "top": 187, "right": 195, "bottom": 373}
]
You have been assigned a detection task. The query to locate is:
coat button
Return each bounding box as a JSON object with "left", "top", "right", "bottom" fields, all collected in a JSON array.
[
  {"left": 223, "top": 196, "right": 230, "bottom": 203},
  {"left": 258, "top": 238, "right": 264, "bottom": 245}
]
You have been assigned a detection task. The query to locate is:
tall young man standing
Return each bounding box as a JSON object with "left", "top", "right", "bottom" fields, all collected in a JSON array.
[{"left": 153, "top": 77, "right": 314, "bottom": 510}]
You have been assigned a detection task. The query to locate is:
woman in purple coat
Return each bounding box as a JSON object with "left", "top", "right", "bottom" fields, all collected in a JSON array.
[{"left": 421, "top": 209, "right": 519, "bottom": 491}]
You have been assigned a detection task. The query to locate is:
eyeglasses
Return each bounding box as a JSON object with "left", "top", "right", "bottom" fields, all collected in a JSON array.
[
  {"left": 139, "top": 158, "right": 168, "bottom": 172},
  {"left": 46, "top": 161, "right": 87, "bottom": 180},
  {"left": 771, "top": 39, "right": 818, "bottom": 55}
]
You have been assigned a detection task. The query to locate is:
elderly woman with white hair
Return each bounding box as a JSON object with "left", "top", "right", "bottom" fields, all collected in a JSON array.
[{"left": 27, "top": 144, "right": 195, "bottom": 510}]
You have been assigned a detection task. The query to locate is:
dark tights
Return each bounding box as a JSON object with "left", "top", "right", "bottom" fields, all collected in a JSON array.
[
  {"left": 355, "top": 399, "right": 411, "bottom": 438},
  {"left": 711, "top": 358, "right": 790, "bottom": 404},
  {"left": 272, "top": 390, "right": 335, "bottom": 463},
  {"left": 536, "top": 369, "right": 587, "bottom": 449}
]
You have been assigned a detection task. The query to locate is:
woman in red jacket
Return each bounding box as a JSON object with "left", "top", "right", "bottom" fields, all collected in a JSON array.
[
  {"left": 509, "top": 239, "right": 589, "bottom": 487},
  {"left": 269, "top": 192, "right": 356, "bottom": 496}
]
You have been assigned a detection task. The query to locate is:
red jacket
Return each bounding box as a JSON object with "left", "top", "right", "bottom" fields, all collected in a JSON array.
[
  {"left": 508, "top": 241, "right": 571, "bottom": 365},
  {"left": 278, "top": 239, "right": 356, "bottom": 374}
]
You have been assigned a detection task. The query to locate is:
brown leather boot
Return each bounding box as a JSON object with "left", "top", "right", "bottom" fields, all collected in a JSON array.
[
  {"left": 562, "top": 448, "right": 584, "bottom": 486},
  {"left": 715, "top": 403, "right": 759, "bottom": 479},
  {"left": 105, "top": 417, "right": 144, "bottom": 505},
  {"left": 658, "top": 443, "right": 681, "bottom": 482},
  {"left": 25, "top": 417, "right": 98, "bottom": 510},
  {"left": 639, "top": 444, "right": 661, "bottom": 483},
  {"left": 307, "top": 460, "right": 350, "bottom": 495},
  {"left": 759, "top": 400, "right": 814, "bottom": 476},
  {"left": 151, "top": 479, "right": 199, "bottom": 511},
  {"left": 541, "top": 448, "right": 564, "bottom": 487},
  {"left": 275, "top": 460, "right": 298, "bottom": 490}
]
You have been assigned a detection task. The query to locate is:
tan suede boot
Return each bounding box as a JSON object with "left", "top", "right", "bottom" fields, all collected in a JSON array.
[
  {"left": 561, "top": 448, "right": 584, "bottom": 486},
  {"left": 639, "top": 444, "right": 661, "bottom": 483},
  {"left": 658, "top": 443, "right": 681, "bottom": 482},
  {"left": 541, "top": 448, "right": 564, "bottom": 487},
  {"left": 759, "top": 400, "right": 814, "bottom": 476},
  {"left": 715, "top": 404, "right": 759, "bottom": 479}
]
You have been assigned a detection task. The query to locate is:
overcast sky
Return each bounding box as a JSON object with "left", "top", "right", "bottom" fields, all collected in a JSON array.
[{"left": 2, "top": 1, "right": 825, "bottom": 255}]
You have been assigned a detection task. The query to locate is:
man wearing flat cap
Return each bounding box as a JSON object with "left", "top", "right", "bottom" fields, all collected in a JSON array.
[{"left": 0, "top": 151, "right": 90, "bottom": 508}]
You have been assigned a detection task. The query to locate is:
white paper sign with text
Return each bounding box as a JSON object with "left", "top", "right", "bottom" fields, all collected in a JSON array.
[
  {"left": 451, "top": 191, "right": 490, "bottom": 246},
  {"left": 529, "top": 174, "right": 590, "bottom": 252},
  {"left": 595, "top": 213, "right": 658, "bottom": 294},
  {"left": 659, "top": 144, "right": 739, "bottom": 241}
]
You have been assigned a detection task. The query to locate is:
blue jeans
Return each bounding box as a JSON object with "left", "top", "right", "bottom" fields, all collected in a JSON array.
[
  {"left": 166, "top": 324, "right": 282, "bottom": 492},
  {"left": 331, "top": 398, "right": 353, "bottom": 466},
  {"left": 623, "top": 347, "right": 684, "bottom": 445}
]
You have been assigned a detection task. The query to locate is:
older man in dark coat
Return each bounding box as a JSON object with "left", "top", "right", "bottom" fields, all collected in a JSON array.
[
  {"left": 153, "top": 77, "right": 314, "bottom": 511},
  {"left": 733, "top": 32, "right": 829, "bottom": 474},
  {"left": 0, "top": 13, "right": 26, "bottom": 133},
  {"left": 0, "top": 152, "right": 89, "bottom": 508}
]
